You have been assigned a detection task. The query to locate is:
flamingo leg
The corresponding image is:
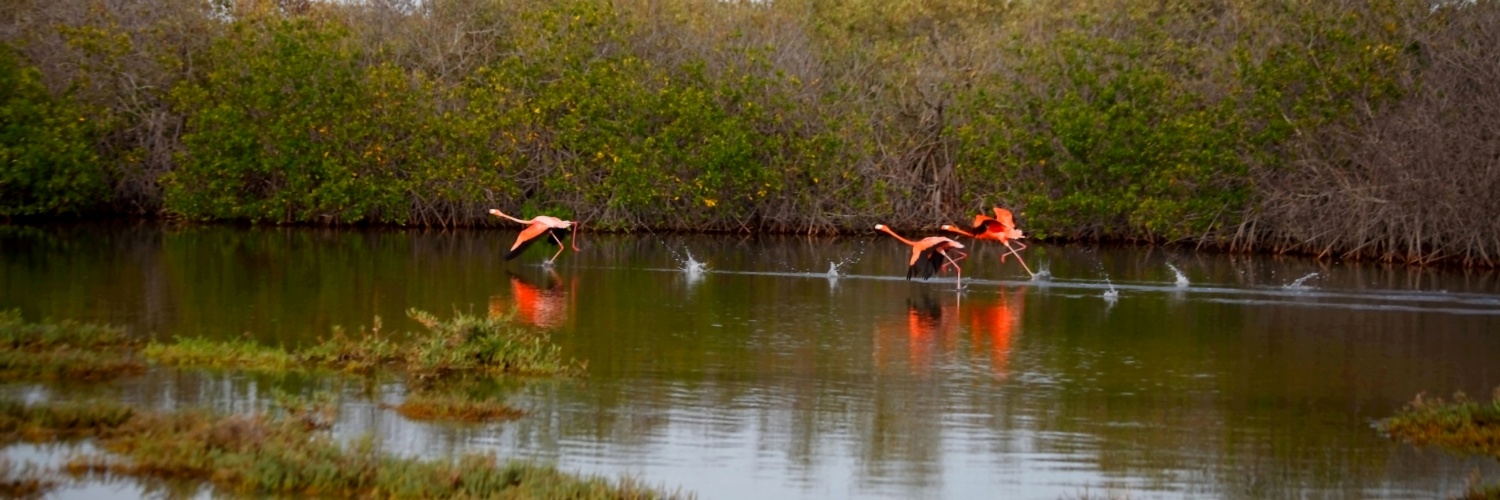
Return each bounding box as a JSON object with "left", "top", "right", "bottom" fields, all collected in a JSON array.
[
  {"left": 1001, "top": 241, "right": 1035, "bottom": 278},
  {"left": 941, "top": 250, "right": 966, "bottom": 290},
  {"left": 547, "top": 231, "right": 567, "bottom": 264}
]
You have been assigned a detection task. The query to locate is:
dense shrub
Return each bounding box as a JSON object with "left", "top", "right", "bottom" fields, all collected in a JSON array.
[
  {"left": 3, "top": 0, "right": 1497, "bottom": 264},
  {"left": 0, "top": 45, "right": 107, "bottom": 217}
]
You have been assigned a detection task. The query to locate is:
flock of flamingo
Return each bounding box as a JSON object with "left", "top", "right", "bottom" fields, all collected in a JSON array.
[{"left": 487, "top": 207, "right": 1032, "bottom": 289}]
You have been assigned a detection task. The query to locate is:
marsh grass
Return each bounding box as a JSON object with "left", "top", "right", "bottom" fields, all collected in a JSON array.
[
  {"left": 35, "top": 400, "right": 682, "bottom": 499},
  {"left": 1379, "top": 389, "right": 1500, "bottom": 461},
  {"left": 144, "top": 336, "right": 297, "bottom": 372},
  {"left": 0, "top": 459, "right": 56, "bottom": 499},
  {"left": 1380, "top": 389, "right": 1500, "bottom": 499},
  {"left": 0, "top": 400, "right": 135, "bottom": 445},
  {"left": 0, "top": 310, "right": 143, "bottom": 381},
  {"left": 280, "top": 309, "right": 584, "bottom": 378},
  {"left": 391, "top": 393, "right": 525, "bottom": 423},
  {"left": 5, "top": 309, "right": 579, "bottom": 427}
]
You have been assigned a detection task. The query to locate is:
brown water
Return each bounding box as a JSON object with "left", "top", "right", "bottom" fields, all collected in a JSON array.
[{"left": 3, "top": 223, "right": 1500, "bottom": 498}]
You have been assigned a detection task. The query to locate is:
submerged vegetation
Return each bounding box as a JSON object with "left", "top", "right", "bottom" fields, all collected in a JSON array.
[
  {"left": 1380, "top": 389, "right": 1500, "bottom": 498},
  {"left": 2, "top": 0, "right": 1498, "bottom": 265},
  {"left": 0, "top": 311, "right": 657, "bottom": 497}
]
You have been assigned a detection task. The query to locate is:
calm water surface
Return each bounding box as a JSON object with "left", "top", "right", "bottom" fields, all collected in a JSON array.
[{"left": 3, "top": 223, "right": 1500, "bottom": 499}]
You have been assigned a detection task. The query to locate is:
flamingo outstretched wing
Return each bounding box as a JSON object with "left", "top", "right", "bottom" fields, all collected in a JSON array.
[{"left": 506, "top": 223, "right": 553, "bottom": 260}]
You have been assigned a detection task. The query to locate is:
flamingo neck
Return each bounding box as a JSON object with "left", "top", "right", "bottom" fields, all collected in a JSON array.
[
  {"left": 946, "top": 227, "right": 976, "bottom": 238},
  {"left": 491, "top": 210, "right": 531, "bottom": 224},
  {"left": 877, "top": 226, "right": 917, "bottom": 246}
]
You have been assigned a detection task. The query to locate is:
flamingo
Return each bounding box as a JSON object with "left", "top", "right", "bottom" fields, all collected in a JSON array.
[
  {"left": 941, "top": 207, "right": 1034, "bottom": 278},
  {"left": 874, "top": 224, "right": 967, "bottom": 289},
  {"left": 488, "top": 209, "right": 579, "bottom": 265}
]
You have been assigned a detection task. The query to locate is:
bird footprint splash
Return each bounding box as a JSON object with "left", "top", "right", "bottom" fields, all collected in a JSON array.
[
  {"left": 1031, "top": 265, "right": 1052, "bottom": 282},
  {"left": 1284, "top": 272, "right": 1320, "bottom": 291},
  {"left": 680, "top": 251, "right": 709, "bottom": 279},
  {"left": 1167, "top": 263, "right": 1190, "bottom": 288}
]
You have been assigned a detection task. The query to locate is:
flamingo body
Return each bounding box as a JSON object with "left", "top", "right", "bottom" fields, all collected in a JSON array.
[
  {"left": 489, "top": 209, "right": 578, "bottom": 263},
  {"left": 875, "top": 224, "right": 967, "bottom": 288},
  {"left": 941, "top": 207, "right": 1033, "bottom": 277}
]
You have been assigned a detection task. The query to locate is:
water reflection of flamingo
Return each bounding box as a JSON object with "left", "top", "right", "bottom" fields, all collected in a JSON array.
[
  {"left": 874, "top": 224, "right": 967, "bottom": 289},
  {"left": 873, "top": 290, "right": 1024, "bottom": 378},
  {"left": 875, "top": 292, "right": 959, "bottom": 375},
  {"left": 488, "top": 209, "right": 579, "bottom": 265},
  {"left": 941, "top": 207, "right": 1033, "bottom": 278},
  {"left": 967, "top": 289, "right": 1025, "bottom": 379},
  {"left": 489, "top": 269, "right": 574, "bottom": 329}
]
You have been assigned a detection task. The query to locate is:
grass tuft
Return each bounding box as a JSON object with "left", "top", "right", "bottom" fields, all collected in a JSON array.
[
  {"left": 1378, "top": 389, "right": 1500, "bottom": 461},
  {"left": 0, "top": 310, "right": 144, "bottom": 381},
  {"left": 0, "top": 400, "right": 135, "bottom": 445},
  {"left": 391, "top": 393, "right": 525, "bottom": 423},
  {"left": 0, "top": 459, "right": 56, "bottom": 499},
  {"left": 19, "top": 400, "right": 686, "bottom": 498},
  {"left": 144, "top": 336, "right": 297, "bottom": 372}
]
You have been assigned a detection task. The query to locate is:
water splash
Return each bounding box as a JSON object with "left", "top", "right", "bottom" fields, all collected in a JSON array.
[
  {"left": 826, "top": 261, "right": 845, "bottom": 278},
  {"left": 680, "top": 251, "right": 708, "bottom": 283},
  {"left": 1167, "top": 263, "right": 1190, "bottom": 288},
  {"left": 1284, "top": 272, "right": 1319, "bottom": 290},
  {"left": 1102, "top": 275, "right": 1119, "bottom": 302},
  {"left": 682, "top": 253, "right": 708, "bottom": 274},
  {"left": 1032, "top": 264, "right": 1052, "bottom": 282}
]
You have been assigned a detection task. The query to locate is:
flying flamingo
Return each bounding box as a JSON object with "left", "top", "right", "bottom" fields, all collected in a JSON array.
[
  {"left": 874, "top": 224, "right": 967, "bottom": 290},
  {"left": 488, "top": 209, "right": 579, "bottom": 265},
  {"left": 941, "top": 207, "right": 1034, "bottom": 278}
]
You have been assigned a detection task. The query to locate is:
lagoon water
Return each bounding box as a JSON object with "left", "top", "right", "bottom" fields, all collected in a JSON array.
[{"left": 3, "top": 223, "right": 1500, "bottom": 498}]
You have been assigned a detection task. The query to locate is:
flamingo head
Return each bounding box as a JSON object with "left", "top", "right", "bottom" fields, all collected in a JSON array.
[
  {"left": 873, "top": 224, "right": 887, "bottom": 231},
  {"left": 487, "top": 209, "right": 502, "bottom": 217}
]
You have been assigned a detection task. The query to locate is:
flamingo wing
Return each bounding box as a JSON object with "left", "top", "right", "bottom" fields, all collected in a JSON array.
[
  {"left": 992, "top": 207, "right": 1017, "bottom": 230},
  {"left": 970, "top": 213, "right": 996, "bottom": 229},
  {"left": 505, "top": 223, "right": 552, "bottom": 260},
  {"left": 910, "top": 246, "right": 946, "bottom": 280}
]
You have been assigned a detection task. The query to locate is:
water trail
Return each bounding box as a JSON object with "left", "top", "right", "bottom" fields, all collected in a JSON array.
[
  {"left": 1167, "top": 263, "right": 1190, "bottom": 288},
  {"left": 1284, "top": 272, "right": 1320, "bottom": 290}
]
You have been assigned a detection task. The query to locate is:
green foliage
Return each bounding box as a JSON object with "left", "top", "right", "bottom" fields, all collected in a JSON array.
[
  {"left": 0, "top": 45, "right": 108, "bottom": 217},
  {"left": 166, "top": 15, "right": 400, "bottom": 223},
  {"left": 9, "top": 0, "right": 1483, "bottom": 262},
  {"left": 953, "top": 0, "right": 1408, "bottom": 242}
]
